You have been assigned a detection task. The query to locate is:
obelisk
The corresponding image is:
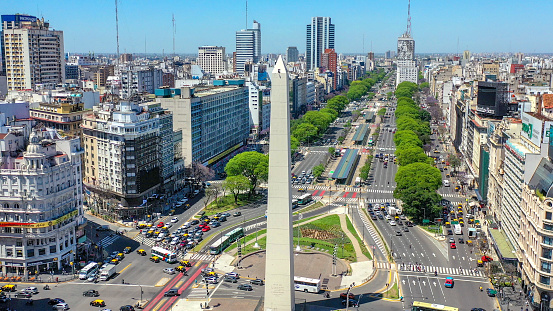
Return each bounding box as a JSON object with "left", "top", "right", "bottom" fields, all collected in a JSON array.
[{"left": 264, "top": 56, "right": 295, "bottom": 311}]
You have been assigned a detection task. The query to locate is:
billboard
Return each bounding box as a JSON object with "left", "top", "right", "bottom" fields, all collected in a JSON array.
[{"left": 521, "top": 112, "right": 553, "bottom": 147}]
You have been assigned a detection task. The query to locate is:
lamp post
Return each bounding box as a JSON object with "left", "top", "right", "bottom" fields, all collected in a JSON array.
[{"left": 139, "top": 284, "right": 143, "bottom": 303}]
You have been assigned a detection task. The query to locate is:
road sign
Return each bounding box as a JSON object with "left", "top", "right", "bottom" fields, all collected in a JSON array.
[
  {"left": 422, "top": 219, "right": 430, "bottom": 224},
  {"left": 429, "top": 226, "right": 439, "bottom": 230}
]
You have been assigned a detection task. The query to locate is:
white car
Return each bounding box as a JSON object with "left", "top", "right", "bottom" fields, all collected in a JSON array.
[
  {"left": 163, "top": 268, "right": 176, "bottom": 275},
  {"left": 24, "top": 286, "right": 38, "bottom": 294},
  {"left": 225, "top": 272, "right": 240, "bottom": 279},
  {"left": 389, "top": 221, "right": 397, "bottom": 226},
  {"left": 206, "top": 277, "right": 218, "bottom": 284},
  {"left": 182, "top": 222, "right": 191, "bottom": 229},
  {"left": 53, "top": 303, "right": 70, "bottom": 310},
  {"left": 171, "top": 217, "right": 179, "bottom": 223},
  {"left": 170, "top": 238, "right": 180, "bottom": 245}
]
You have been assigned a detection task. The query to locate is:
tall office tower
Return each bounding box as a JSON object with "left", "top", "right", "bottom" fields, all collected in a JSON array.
[
  {"left": 197, "top": 46, "right": 227, "bottom": 75},
  {"left": 286, "top": 46, "right": 299, "bottom": 63},
  {"left": 321, "top": 49, "right": 337, "bottom": 90},
  {"left": 306, "top": 17, "right": 335, "bottom": 71},
  {"left": 1, "top": 14, "right": 65, "bottom": 90},
  {"left": 235, "top": 21, "right": 261, "bottom": 74},
  {"left": 396, "top": 1, "right": 417, "bottom": 87}
]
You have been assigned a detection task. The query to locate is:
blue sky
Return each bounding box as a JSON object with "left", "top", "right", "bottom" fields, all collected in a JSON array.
[{"left": 3, "top": 0, "right": 553, "bottom": 54}]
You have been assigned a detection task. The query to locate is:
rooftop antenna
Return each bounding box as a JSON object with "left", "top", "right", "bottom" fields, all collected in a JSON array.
[
  {"left": 406, "top": 0, "right": 411, "bottom": 37},
  {"left": 245, "top": 0, "right": 248, "bottom": 28},
  {"left": 172, "top": 14, "right": 176, "bottom": 57},
  {"left": 363, "top": 34, "right": 365, "bottom": 54},
  {"left": 115, "top": 0, "right": 120, "bottom": 61},
  {"left": 145, "top": 36, "right": 147, "bottom": 55}
]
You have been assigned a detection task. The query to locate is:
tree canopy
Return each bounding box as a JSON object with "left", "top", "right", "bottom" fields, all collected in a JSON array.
[{"left": 225, "top": 151, "right": 269, "bottom": 196}]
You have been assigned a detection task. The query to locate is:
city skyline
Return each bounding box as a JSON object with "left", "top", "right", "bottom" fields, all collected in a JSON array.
[{"left": 4, "top": 0, "right": 553, "bottom": 54}]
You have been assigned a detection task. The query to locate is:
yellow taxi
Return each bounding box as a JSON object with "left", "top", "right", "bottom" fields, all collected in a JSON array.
[
  {"left": 176, "top": 266, "right": 186, "bottom": 272},
  {"left": 146, "top": 223, "right": 153, "bottom": 228},
  {"left": 90, "top": 299, "right": 106, "bottom": 307},
  {"left": 1, "top": 285, "right": 16, "bottom": 292},
  {"left": 150, "top": 256, "right": 160, "bottom": 263},
  {"left": 477, "top": 260, "right": 484, "bottom": 267},
  {"left": 137, "top": 249, "right": 147, "bottom": 256},
  {"left": 445, "top": 222, "right": 451, "bottom": 228},
  {"left": 110, "top": 258, "right": 119, "bottom": 265},
  {"left": 179, "top": 260, "right": 192, "bottom": 267},
  {"left": 124, "top": 246, "right": 132, "bottom": 254}
]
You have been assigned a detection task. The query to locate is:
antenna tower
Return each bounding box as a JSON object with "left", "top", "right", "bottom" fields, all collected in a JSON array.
[
  {"left": 245, "top": 0, "right": 248, "bottom": 28},
  {"left": 172, "top": 14, "right": 176, "bottom": 57},
  {"left": 115, "top": 0, "right": 120, "bottom": 60},
  {"left": 406, "top": 0, "right": 411, "bottom": 37}
]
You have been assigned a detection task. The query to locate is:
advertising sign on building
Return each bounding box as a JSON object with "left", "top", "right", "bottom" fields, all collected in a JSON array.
[{"left": 521, "top": 112, "right": 553, "bottom": 146}]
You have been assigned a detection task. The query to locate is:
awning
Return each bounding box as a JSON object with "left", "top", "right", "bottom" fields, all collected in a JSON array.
[{"left": 488, "top": 228, "right": 517, "bottom": 262}]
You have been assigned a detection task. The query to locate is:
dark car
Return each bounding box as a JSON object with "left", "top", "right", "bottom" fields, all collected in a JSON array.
[
  {"left": 340, "top": 292, "right": 355, "bottom": 300},
  {"left": 48, "top": 298, "right": 65, "bottom": 305},
  {"left": 403, "top": 226, "right": 409, "bottom": 232},
  {"left": 224, "top": 276, "right": 237, "bottom": 283},
  {"left": 371, "top": 215, "right": 377, "bottom": 220},
  {"left": 342, "top": 299, "right": 358, "bottom": 307},
  {"left": 83, "top": 289, "right": 100, "bottom": 297},
  {"left": 238, "top": 284, "right": 253, "bottom": 291},
  {"left": 458, "top": 238, "right": 464, "bottom": 244},
  {"left": 191, "top": 220, "right": 200, "bottom": 225},
  {"left": 120, "top": 305, "right": 135, "bottom": 311},
  {"left": 447, "top": 229, "right": 453, "bottom": 235},
  {"left": 164, "top": 288, "right": 179, "bottom": 297},
  {"left": 16, "top": 291, "right": 31, "bottom": 298},
  {"left": 250, "top": 279, "right": 264, "bottom": 286}
]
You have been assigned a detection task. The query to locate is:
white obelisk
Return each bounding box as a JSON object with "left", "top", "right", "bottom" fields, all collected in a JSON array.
[{"left": 264, "top": 56, "right": 295, "bottom": 311}]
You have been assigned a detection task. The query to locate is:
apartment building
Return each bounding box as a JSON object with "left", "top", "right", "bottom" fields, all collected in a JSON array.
[
  {"left": 120, "top": 67, "right": 163, "bottom": 99},
  {"left": 29, "top": 98, "right": 85, "bottom": 137},
  {"left": 1, "top": 14, "right": 65, "bottom": 90},
  {"left": 155, "top": 83, "right": 249, "bottom": 171},
  {"left": 82, "top": 101, "right": 179, "bottom": 219},
  {"left": 0, "top": 127, "right": 84, "bottom": 274},
  {"left": 197, "top": 46, "right": 227, "bottom": 75}
]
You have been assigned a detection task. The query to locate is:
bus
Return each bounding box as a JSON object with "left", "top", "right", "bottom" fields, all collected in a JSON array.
[
  {"left": 411, "top": 301, "right": 458, "bottom": 311},
  {"left": 297, "top": 194, "right": 312, "bottom": 205},
  {"left": 209, "top": 227, "right": 245, "bottom": 255},
  {"left": 453, "top": 224, "right": 462, "bottom": 235},
  {"left": 292, "top": 199, "right": 299, "bottom": 209},
  {"left": 151, "top": 247, "right": 177, "bottom": 263},
  {"left": 368, "top": 138, "right": 374, "bottom": 146},
  {"left": 293, "top": 276, "right": 321, "bottom": 293},
  {"left": 79, "top": 262, "right": 99, "bottom": 280}
]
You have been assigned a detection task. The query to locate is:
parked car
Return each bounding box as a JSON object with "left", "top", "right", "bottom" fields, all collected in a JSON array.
[
  {"left": 250, "top": 278, "right": 264, "bottom": 286},
  {"left": 238, "top": 284, "right": 253, "bottom": 291}
]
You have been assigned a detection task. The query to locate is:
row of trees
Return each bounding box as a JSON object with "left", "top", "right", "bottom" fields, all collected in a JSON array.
[
  {"left": 359, "top": 154, "right": 374, "bottom": 181},
  {"left": 346, "top": 69, "right": 386, "bottom": 101},
  {"left": 392, "top": 81, "right": 443, "bottom": 222}
]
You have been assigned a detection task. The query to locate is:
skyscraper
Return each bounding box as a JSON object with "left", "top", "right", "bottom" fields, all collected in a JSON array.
[
  {"left": 2, "top": 14, "right": 65, "bottom": 90},
  {"left": 197, "top": 46, "right": 227, "bottom": 75},
  {"left": 396, "top": 1, "right": 417, "bottom": 86},
  {"left": 321, "top": 49, "right": 337, "bottom": 90},
  {"left": 235, "top": 21, "right": 261, "bottom": 74},
  {"left": 306, "top": 17, "right": 335, "bottom": 71},
  {"left": 286, "top": 46, "right": 299, "bottom": 63}
]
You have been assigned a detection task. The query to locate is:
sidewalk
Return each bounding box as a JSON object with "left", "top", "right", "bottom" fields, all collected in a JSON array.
[{"left": 338, "top": 214, "right": 368, "bottom": 262}]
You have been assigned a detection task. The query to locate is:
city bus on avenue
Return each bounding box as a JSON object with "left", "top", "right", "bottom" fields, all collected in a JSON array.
[
  {"left": 79, "top": 262, "right": 99, "bottom": 280},
  {"left": 293, "top": 276, "right": 321, "bottom": 293},
  {"left": 151, "top": 247, "right": 177, "bottom": 263},
  {"left": 209, "top": 227, "right": 245, "bottom": 255},
  {"left": 411, "top": 301, "right": 459, "bottom": 311},
  {"left": 453, "top": 224, "right": 462, "bottom": 235},
  {"left": 297, "top": 194, "right": 312, "bottom": 205}
]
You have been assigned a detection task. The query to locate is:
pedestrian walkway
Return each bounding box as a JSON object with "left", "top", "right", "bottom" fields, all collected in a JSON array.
[
  {"left": 355, "top": 207, "right": 387, "bottom": 256},
  {"left": 98, "top": 234, "right": 120, "bottom": 248},
  {"left": 339, "top": 214, "right": 369, "bottom": 262},
  {"left": 392, "top": 262, "right": 484, "bottom": 277},
  {"left": 365, "top": 188, "right": 394, "bottom": 194}
]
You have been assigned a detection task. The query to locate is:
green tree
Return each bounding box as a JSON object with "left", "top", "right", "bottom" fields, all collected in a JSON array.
[
  {"left": 320, "top": 108, "right": 338, "bottom": 120},
  {"left": 313, "top": 164, "right": 325, "bottom": 179},
  {"left": 395, "top": 185, "right": 442, "bottom": 222},
  {"left": 377, "top": 108, "right": 387, "bottom": 116},
  {"left": 419, "top": 82, "right": 430, "bottom": 90},
  {"left": 394, "top": 162, "right": 443, "bottom": 195},
  {"left": 394, "top": 130, "right": 422, "bottom": 148},
  {"left": 291, "top": 136, "right": 299, "bottom": 152},
  {"left": 447, "top": 153, "right": 462, "bottom": 172},
  {"left": 225, "top": 151, "right": 269, "bottom": 196},
  {"left": 386, "top": 92, "right": 393, "bottom": 100},
  {"left": 222, "top": 175, "right": 250, "bottom": 203},
  {"left": 303, "top": 111, "right": 333, "bottom": 134},
  {"left": 395, "top": 146, "right": 431, "bottom": 166},
  {"left": 292, "top": 123, "right": 318, "bottom": 143},
  {"left": 328, "top": 147, "right": 336, "bottom": 155},
  {"left": 394, "top": 105, "right": 420, "bottom": 120},
  {"left": 395, "top": 87, "right": 414, "bottom": 99}
]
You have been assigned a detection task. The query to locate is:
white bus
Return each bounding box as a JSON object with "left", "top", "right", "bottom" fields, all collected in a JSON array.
[
  {"left": 294, "top": 276, "right": 321, "bottom": 293},
  {"left": 79, "top": 262, "right": 99, "bottom": 280},
  {"left": 151, "top": 246, "right": 177, "bottom": 263},
  {"left": 454, "top": 224, "right": 462, "bottom": 235}
]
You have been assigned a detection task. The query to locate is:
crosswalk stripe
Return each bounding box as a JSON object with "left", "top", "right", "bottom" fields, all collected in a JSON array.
[
  {"left": 98, "top": 235, "right": 120, "bottom": 248},
  {"left": 396, "top": 264, "right": 483, "bottom": 277}
]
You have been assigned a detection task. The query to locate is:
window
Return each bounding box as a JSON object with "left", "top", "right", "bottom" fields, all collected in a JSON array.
[
  {"left": 543, "top": 248, "right": 552, "bottom": 260},
  {"left": 543, "top": 261, "right": 552, "bottom": 273},
  {"left": 4, "top": 227, "right": 11, "bottom": 233},
  {"left": 6, "top": 249, "right": 12, "bottom": 257},
  {"left": 49, "top": 245, "right": 56, "bottom": 253},
  {"left": 38, "top": 248, "right": 45, "bottom": 256},
  {"left": 14, "top": 228, "right": 22, "bottom": 234},
  {"left": 545, "top": 224, "right": 553, "bottom": 232},
  {"left": 16, "top": 241, "right": 22, "bottom": 247},
  {"left": 16, "top": 250, "right": 22, "bottom": 257},
  {"left": 541, "top": 275, "right": 551, "bottom": 285},
  {"left": 544, "top": 237, "right": 553, "bottom": 246},
  {"left": 547, "top": 212, "right": 553, "bottom": 221},
  {"left": 27, "top": 249, "right": 34, "bottom": 258}
]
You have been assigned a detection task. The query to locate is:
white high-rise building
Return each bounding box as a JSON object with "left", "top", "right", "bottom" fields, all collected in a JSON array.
[
  {"left": 235, "top": 21, "right": 261, "bottom": 74},
  {"left": 396, "top": 34, "right": 417, "bottom": 86},
  {"left": 306, "top": 17, "right": 335, "bottom": 71},
  {"left": 2, "top": 14, "right": 65, "bottom": 90},
  {"left": 0, "top": 127, "right": 84, "bottom": 274},
  {"left": 197, "top": 46, "right": 227, "bottom": 75}
]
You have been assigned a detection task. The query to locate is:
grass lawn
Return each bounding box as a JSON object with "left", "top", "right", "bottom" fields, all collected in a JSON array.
[
  {"left": 202, "top": 193, "right": 262, "bottom": 216},
  {"left": 293, "top": 201, "right": 324, "bottom": 215},
  {"left": 383, "top": 282, "right": 399, "bottom": 299},
  {"left": 237, "top": 215, "right": 357, "bottom": 261},
  {"left": 345, "top": 216, "right": 372, "bottom": 260},
  {"left": 420, "top": 224, "right": 443, "bottom": 236}
]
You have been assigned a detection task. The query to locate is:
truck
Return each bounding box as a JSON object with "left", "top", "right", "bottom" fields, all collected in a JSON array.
[
  {"left": 386, "top": 205, "right": 398, "bottom": 216},
  {"left": 99, "top": 264, "right": 116, "bottom": 281}
]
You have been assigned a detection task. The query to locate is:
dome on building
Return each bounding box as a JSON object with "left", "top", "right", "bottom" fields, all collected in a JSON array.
[{"left": 26, "top": 130, "right": 42, "bottom": 154}]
